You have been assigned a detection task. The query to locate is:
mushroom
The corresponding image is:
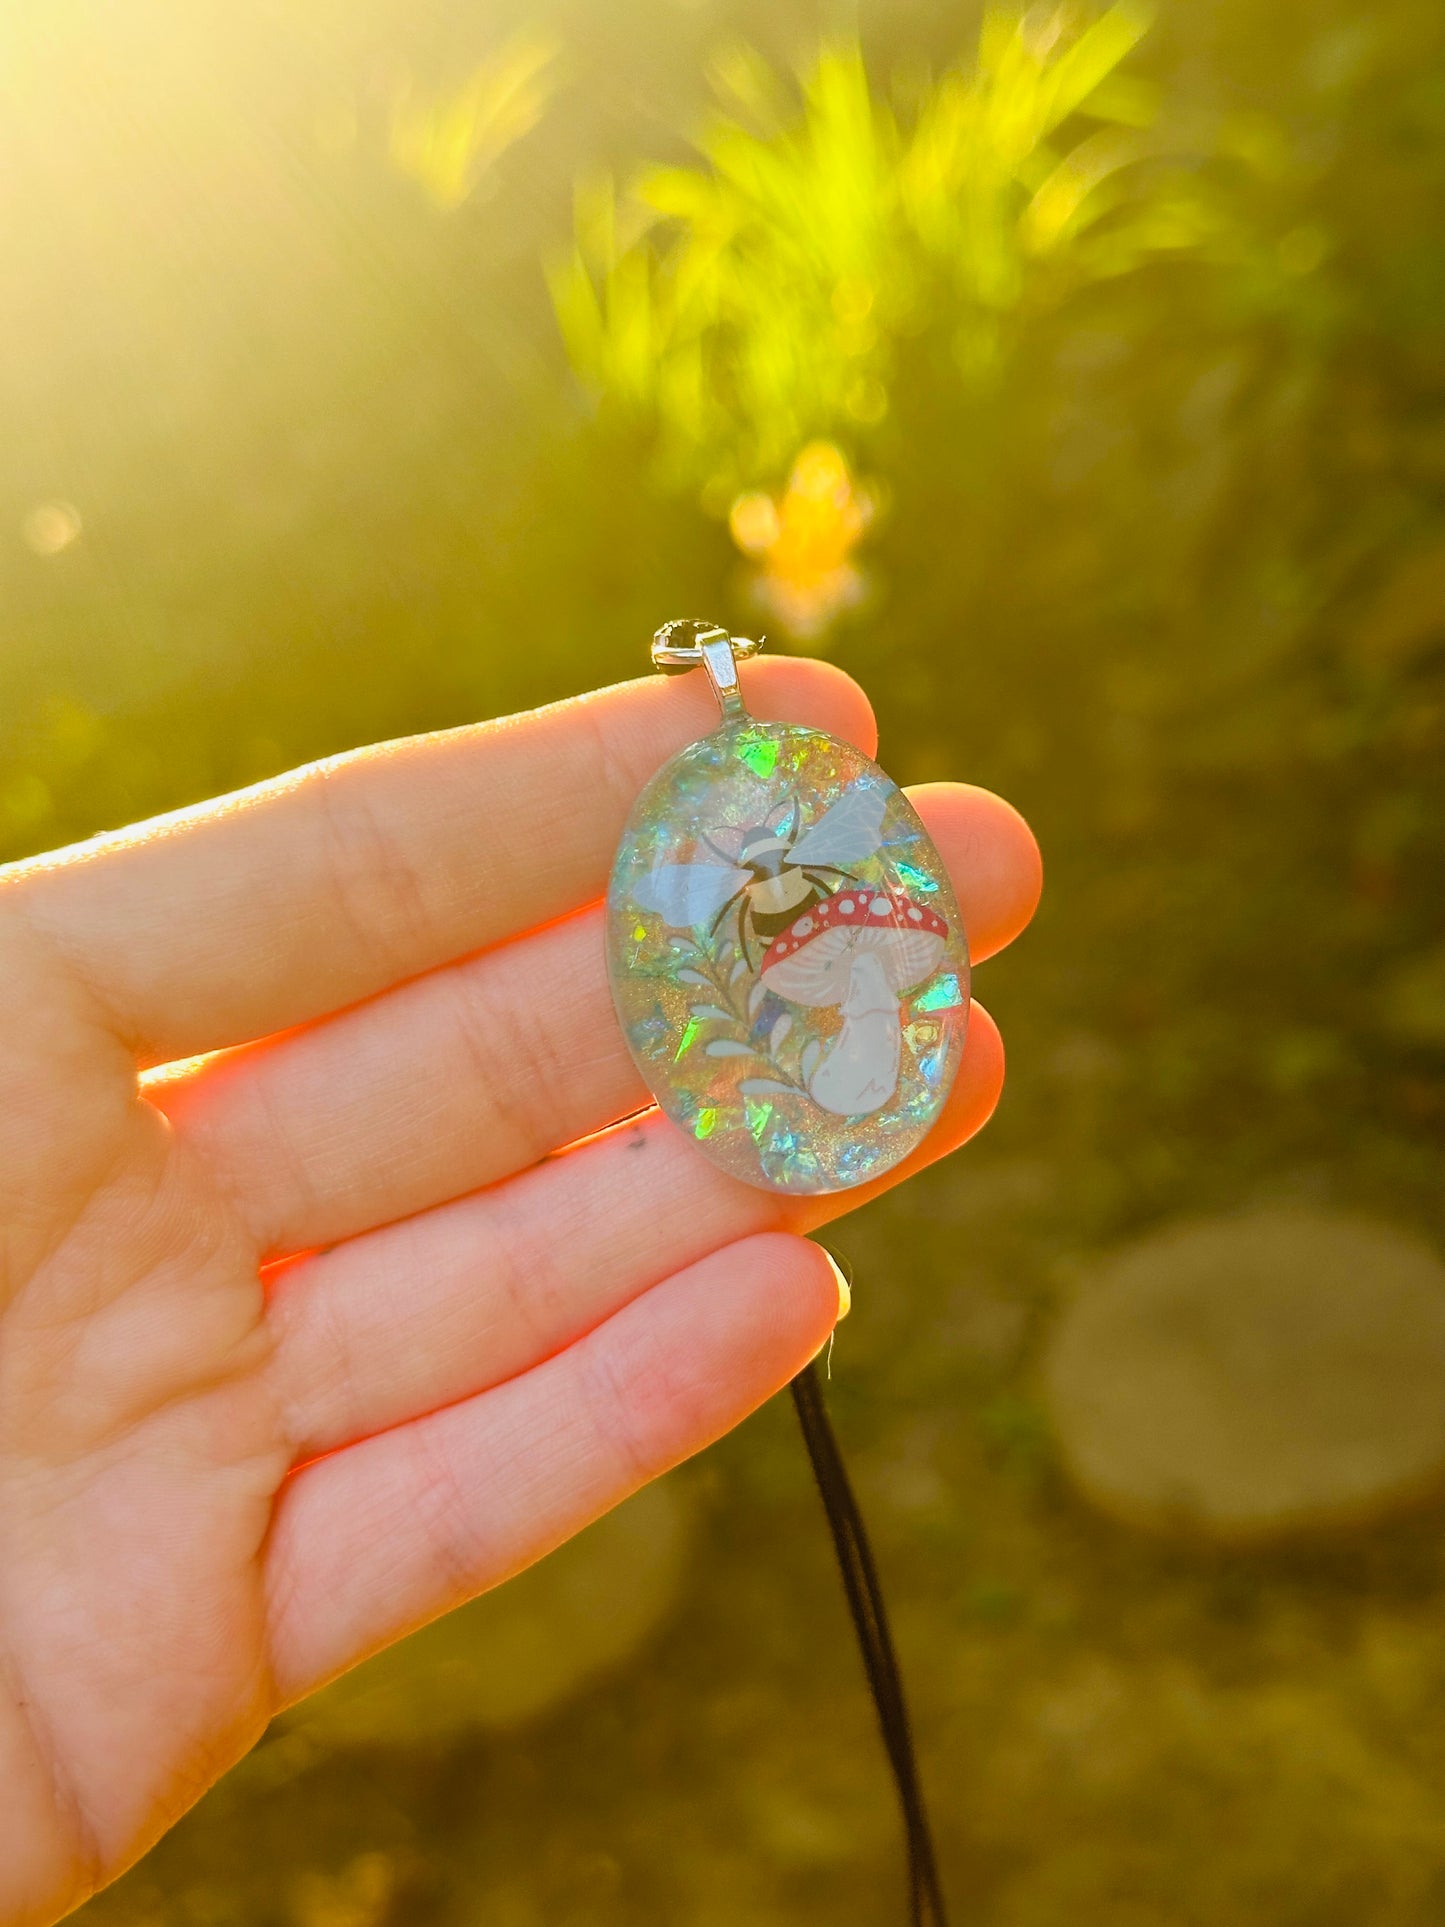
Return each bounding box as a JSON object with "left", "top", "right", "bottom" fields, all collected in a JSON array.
[{"left": 759, "top": 886, "right": 947, "bottom": 1116}]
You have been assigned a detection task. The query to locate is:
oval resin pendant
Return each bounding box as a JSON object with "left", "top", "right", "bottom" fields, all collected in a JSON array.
[{"left": 608, "top": 644, "right": 970, "bottom": 1195}]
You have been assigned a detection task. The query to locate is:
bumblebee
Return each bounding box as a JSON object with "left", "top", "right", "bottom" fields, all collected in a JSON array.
[{"left": 634, "top": 786, "right": 888, "bottom": 961}]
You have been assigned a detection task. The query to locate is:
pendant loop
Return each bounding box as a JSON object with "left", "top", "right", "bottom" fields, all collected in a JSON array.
[{"left": 651, "top": 617, "right": 764, "bottom": 726}]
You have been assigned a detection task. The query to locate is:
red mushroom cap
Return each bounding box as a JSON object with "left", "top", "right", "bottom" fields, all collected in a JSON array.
[{"left": 758, "top": 886, "right": 947, "bottom": 1006}]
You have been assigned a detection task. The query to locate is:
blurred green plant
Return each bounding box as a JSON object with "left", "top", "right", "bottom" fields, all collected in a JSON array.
[
  {"left": 389, "top": 32, "right": 558, "bottom": 210},
  {"left": 548, "top": 4, "right": 1214, "bottom": 498}
]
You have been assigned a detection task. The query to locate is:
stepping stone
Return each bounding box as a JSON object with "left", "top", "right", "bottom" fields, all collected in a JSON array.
[{"left": 1043, "top": 1209, "right": 1445, "bottom": 1540}]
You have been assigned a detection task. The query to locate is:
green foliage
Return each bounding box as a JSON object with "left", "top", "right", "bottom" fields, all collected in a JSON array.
[
  {"left": 548, "top": 5, "right": 1211, "bottom": 491},
  {"left": 389, "top": 32, "right": 559, "bottom": 209}
]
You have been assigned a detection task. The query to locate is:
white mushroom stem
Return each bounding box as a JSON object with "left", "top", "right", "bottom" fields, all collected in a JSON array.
[{"left": 806, "top": 947, "right": 902, "bottom": 1117}]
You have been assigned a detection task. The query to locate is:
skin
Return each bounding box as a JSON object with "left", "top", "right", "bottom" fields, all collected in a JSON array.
[{"left": 0, "top": 657, "right": 1041, "bottom": 1924}]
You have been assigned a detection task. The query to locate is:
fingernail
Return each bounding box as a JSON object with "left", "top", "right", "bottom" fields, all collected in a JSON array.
[{"left": 822, "top": 1249, "right": 851, "bottom": 1322}]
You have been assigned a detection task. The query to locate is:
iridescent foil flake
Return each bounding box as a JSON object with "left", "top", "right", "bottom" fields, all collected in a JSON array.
[{"left": 606, "top": 720, "right": 971, "bottom": 1195}]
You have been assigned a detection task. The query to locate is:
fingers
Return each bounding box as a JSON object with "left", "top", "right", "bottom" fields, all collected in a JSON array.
[
  {"left": 265, "top": 1232, "right": 845, "bottom": 1702},
  {"left": 152, "top": 784, "right": 1038, "bottom": 1257},
  {"left": 909, "top": 782, "right": 1042, "bottom": 966},
  {"left": 266, "top": 1003, "right": 1004, "bottom": 1464},
  {"left": 4, "top": 660, "right": 876, "bottom": 1066},
  {"left": 152, "top": 904, "right": 634, "bottom": 1259}
]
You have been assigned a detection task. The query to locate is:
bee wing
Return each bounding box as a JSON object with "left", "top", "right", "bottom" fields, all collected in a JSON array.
[
  {"left": 633, "top": 861, "right": 750, "bottom": 929},
  {"left": 788, "top": 786, "right": 887, "bottom": 867}
]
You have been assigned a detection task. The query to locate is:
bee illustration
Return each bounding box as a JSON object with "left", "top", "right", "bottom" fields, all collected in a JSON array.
[{"left": 634, "top": 785, "right": 887, "bottom": 961}]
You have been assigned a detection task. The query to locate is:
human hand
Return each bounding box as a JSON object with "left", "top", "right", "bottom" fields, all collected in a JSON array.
[{"left": 0, "top": 660, "right": 1039, "bottom": 1923}]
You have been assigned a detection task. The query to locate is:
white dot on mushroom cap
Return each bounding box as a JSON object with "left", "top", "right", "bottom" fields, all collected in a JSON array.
[
  {"left": 839, "top": 899, "right": 854, "bottom": 913},
  {"left": 871, "top": 898, "right": 890, "bottom": 916},
  {"left": 908, "top": 906, "right": 923, "bottom": 921},
  {"left": 795, "top": 917, "right": 814, "bottom": 936}
]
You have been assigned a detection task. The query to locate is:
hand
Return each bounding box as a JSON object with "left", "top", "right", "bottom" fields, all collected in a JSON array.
[{"left": 0, "top": 660, "right": 1039, "bottom": 1922}]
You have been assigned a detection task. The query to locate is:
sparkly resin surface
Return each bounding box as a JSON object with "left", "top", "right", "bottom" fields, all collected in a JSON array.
[{"left": 606, "top": 720, "right": 970, "bottom": 1195}]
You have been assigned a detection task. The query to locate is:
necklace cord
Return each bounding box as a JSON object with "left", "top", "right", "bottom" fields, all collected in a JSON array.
[{"left": 789, "top": 1360, "right": 949, "bottom": 1927}]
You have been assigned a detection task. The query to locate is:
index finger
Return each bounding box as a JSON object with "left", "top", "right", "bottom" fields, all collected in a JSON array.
[{"left": 1, "top": 659, "right": 877, "bottom": 1066}]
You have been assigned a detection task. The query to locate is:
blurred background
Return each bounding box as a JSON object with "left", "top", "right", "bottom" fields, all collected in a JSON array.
[{"left": 5, "top": 0, "right": 1445, "bottom": 1919}]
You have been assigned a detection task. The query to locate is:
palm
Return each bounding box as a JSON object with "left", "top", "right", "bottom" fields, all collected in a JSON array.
[
  {"left": 0, "top": 660, "right": 1038, "bottom": 1924},
  {"left": 0, "top": 1012, "right": 286, "bottom": 1919}
]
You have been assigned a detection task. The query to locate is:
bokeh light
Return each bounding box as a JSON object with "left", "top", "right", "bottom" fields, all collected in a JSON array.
[
  {"left": 22, "top": 501, "right": 83, "bottom": 556},
  {"left": 728, "top": 442, "right": 875, "bottom": 643}
]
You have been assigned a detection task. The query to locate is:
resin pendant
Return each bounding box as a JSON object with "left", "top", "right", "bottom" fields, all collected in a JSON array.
[{"left": 606, "top": 622, "right": 970, "bottom": 1195}]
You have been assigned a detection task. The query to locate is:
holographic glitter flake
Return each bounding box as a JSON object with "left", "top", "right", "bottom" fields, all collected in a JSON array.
[
  {"left": 737, "top": 733, "right": 780, "bottom": 779},
  {"left": 913, "top": 972, "right": 965, "bottom": 1012},
  {"left": 606, "top": 720, "right": 971, "bottom": 1195}
]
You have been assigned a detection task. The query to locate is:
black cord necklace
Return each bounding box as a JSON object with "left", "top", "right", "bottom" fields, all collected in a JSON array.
[{"left": 789, "top": 1359, "right": 949, "bottom": 1927}]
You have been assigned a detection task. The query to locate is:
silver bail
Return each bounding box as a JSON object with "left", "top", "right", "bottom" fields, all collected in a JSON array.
[{"left": 651, "top": 618, "right": 764, "bottom": 725}]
